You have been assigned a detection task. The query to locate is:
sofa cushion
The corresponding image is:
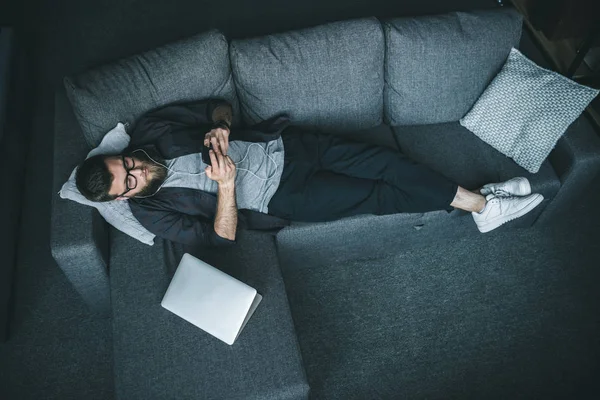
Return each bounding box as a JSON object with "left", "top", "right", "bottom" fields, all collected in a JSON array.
[
  {"left": 230, "top": 17, "right": 384, "bottom": 132},
  {"left": 64, "top": 30, "right": 239, "bottom": 148},
  {"left": 392, "top": 122, "right": 561, "bottom": 201},
  {"left": 110, "top": 230, "right": 309, "bottom": 400},
  {"left": 460, "top": 48, "right": 599, "bottom": 174},
  {"left": 383, "top": 8, "right": 522, "bottom": 126},
  {"left": 279, "top": 210, "right": 480, "bottom": 265}
]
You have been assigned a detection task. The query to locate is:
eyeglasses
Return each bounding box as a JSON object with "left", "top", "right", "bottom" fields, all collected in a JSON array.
[{"left": 118, "top": 155, "right": 138, "bottom": 197}]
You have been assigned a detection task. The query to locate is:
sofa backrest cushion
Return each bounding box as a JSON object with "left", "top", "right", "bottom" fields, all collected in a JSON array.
[
  {"left": 230, "top": 17, "right": 384, "bottom": 132},
  {"left": 64, "top": 30, "right": 238, "bottom": 148},
  {"left": 383, "top": 8, "right": 522, "bottom": 126}
]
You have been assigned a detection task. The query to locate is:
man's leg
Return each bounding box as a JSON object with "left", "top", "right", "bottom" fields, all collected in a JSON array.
[
  {"left": 299, "top": 131, "right": 460, "bottom": 213},
  {"left": 268, "top": 170, "right": 384, "bottom": 221},
  {"left": 268, "top": 130, "right": 460, "bottom": 220},
  {"left": 269, "top": 129, "right": 543, "bottom": 230},
  {"left": 450, "top": 187, "right": 487, "bottom": 213},
  {"left": 308, "top": 133, "right": 544, "bottom": 219},
  {"left": 270, "top": 171, "right": 486, "bottom": 219}
]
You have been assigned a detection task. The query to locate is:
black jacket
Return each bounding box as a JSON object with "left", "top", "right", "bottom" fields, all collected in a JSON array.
[{"left": 128, "top": 100, "right": 290, "bottom": 247}]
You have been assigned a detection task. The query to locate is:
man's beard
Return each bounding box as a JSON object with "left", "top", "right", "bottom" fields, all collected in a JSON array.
[{"left": 129, "top": 148, "right": 168, "bottom": 198}]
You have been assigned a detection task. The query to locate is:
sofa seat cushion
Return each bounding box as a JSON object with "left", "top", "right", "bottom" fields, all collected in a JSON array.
[
  {"left": 279, "top": 210, "right": 480, "bottom": 267},
  {"left": 64, "top": 30, "right": 239, "bottom": 147},
  {"left": 282, "top": 121, "right": 557, "bottom": 240},
  {"left": 383, "top": 8, "right": 522, "bottom": 126},
  {"left": 392, "top": 122, "right": 561, "bottom": 201},
  {"left": 230, "top": 17, "right": 384, "bottom": 132},
  {"left": 110, "top": 230, "right": 309, "bottom": 400}
]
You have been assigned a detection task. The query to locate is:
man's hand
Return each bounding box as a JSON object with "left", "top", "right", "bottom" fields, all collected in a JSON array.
[
  {"left": 205, "top": 148, "right": 236, "bottom": 186},
  {"left": 204, "top": 127, "right": 230, "bottom": 155}
]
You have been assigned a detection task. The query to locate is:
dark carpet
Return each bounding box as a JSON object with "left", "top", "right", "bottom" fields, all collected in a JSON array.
[{"left": 1, "top": 0, "right": 599, "bottom": 399}]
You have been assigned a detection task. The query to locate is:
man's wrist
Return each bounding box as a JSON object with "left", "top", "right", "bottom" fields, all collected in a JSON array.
[{"left": 218, "top": 181, "right": 235, "bottom": 191}]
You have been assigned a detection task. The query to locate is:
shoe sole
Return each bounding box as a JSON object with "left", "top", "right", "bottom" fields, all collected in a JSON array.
[{"left": 477, "top": 194, "right": 544, "bottom": 233}]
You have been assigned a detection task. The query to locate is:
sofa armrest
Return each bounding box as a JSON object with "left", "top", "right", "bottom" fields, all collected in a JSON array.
[
  {"left": 50, "top": 87, "right": 111, "bottom": 316},
  {"left": 537, "top": 114, "right": 600, "bottom": 224}
]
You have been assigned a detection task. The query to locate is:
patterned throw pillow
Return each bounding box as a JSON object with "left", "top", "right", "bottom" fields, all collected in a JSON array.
[{"left": 460, "top": 48, "right": 599, "bottom": 173}]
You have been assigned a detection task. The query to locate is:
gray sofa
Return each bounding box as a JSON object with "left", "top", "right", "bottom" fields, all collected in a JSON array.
[{"left": 51, "top": 8, "right": 600, "bottom": 400}]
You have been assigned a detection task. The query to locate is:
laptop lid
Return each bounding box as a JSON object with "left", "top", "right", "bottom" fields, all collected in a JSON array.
[{"left": 161, "top": 253, "right": 258, "bottom": 345}]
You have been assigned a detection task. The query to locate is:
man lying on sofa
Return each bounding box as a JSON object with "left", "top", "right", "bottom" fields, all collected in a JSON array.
[{"left": 75, "top": 100, "right": 543, "bottom": 247}]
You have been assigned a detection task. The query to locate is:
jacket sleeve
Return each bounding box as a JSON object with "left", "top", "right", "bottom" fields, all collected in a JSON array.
[
  {"left": 141, "top": 209, "right": 236, "bottom": 247},
  {"left": 129, "top": 188, "right": 236, "bottom": 247},
  {"left": 128, "top": 99, "right": 227, "bottom": 156},
  {"left": 129, "top": 100, "right": 290, "bottom": 156}
]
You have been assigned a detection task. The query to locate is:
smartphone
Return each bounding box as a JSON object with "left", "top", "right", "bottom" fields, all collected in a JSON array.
[{"left": 202, "top": 144, "right": 213, "bottom": 166}]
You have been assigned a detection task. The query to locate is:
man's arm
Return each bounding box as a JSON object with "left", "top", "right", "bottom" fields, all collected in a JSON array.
[
  {"left": 206, "top": 146, "right": 238, "bottom": 240},
  {"left": 128, "top": 188, "right": 237, "bottom": 247},
  {"left": 214, "top": 181, "right": 237, "bottom": 240}
]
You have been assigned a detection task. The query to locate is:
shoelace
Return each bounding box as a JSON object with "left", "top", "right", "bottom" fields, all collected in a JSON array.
[
  {"left": 487, "top": 193, "right": 518, "bottom": 215},
  {"left": 494, "top": 188, "right": 512, "bottom": 197}
]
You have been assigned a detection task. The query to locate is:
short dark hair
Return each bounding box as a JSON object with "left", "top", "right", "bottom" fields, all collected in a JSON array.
[{"left": 75, "top": 155, "right": 117, "bottom": 202}]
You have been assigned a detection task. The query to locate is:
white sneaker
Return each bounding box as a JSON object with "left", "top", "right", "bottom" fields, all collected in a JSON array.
[
  {"left": 480, "top": 177, "right": 531, "bottom": 197},
  {"left": 472, "top": 193, "right": 544, "bottom": 233}
]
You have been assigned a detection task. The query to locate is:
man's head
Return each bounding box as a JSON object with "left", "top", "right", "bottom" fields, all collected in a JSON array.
[{"left": 75, "top": 149, "right": 168, "bottom": 202}]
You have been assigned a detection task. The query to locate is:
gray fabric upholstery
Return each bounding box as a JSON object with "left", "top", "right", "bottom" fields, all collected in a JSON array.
[
  {"left": 230, "top": 17, "right": 384, "bottom": 132},
  {"left": 540, "top": 115, "right": 600, "bottom": 224},
  {"left": 392, "top": 122, "right": 561, "bottom": 201},
  {"left": 277, "top": 225, "right": 598, "bottom": 399},
  {"left": 110, "top": 230, "right": 309, "bottom": 400},
  {"left": 64, "top": 30, "right": 239, "bottom": 147},
  {"left": 277, "top": 205, "right": 553, "bottom": 399},
  {"left": 51, "top": 88, "right": 111, "bottom": 316},
  {"left": 279, "top": 210, "right": 479, "bottom": 267},
  {"left": 383, "top": 8, "right": 522, "bottom": 126}
]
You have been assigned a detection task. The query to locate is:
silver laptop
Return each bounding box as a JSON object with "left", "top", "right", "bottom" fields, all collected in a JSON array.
[{"left": 161, "top": 253, "right": 262, "bottom": 345}]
